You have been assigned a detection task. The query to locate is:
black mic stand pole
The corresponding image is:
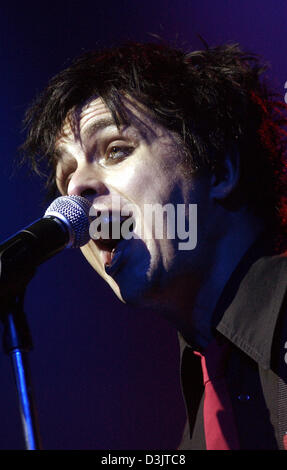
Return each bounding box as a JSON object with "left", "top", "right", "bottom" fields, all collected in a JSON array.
[{"left": 1, "top": 289, "right": 42, "bottom": 450}]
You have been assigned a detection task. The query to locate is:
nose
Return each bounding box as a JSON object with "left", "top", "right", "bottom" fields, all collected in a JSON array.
[{"left": 67, "top": 163, "right": 107, "bottom": 200}]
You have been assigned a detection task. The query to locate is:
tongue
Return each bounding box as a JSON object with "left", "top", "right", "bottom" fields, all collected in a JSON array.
[{"left": 102, "top": 249, "right": 113, "bottom": 267}]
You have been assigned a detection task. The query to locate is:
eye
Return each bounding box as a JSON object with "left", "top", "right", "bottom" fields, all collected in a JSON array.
[{"left": 105, "top": 145, "right": 134, "bottom": 163}]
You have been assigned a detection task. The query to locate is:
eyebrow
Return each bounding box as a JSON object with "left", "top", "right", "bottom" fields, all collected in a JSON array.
[
  {"left": 81, "top": 117, "right": 119, "bottom": 140},
  {"left": 54, "top": 116, "right": 121, "bottom": 159}
]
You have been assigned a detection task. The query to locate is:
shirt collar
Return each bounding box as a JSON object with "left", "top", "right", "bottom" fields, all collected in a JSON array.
[
  {"left": 180, "top": 233, "right": 287, "bottom": 370},
  {"left": 216, "top": 250, "right": 287, "bottom": 369}
]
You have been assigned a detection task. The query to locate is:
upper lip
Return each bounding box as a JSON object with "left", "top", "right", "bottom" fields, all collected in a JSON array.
[
  {"left": 90, "top": 212, "right": 133, "bottom": 253},
  {"left": 93, "top": 237, "right": 120, "bottom": 253}
]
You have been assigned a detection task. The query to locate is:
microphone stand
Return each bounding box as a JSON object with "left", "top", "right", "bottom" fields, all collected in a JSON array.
[{"left": 1, "top": 289, "right": 42, "bottom": 450}]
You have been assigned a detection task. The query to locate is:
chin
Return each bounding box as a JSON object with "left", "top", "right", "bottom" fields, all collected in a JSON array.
[
  {"left": 81, "top": 237, "right": 167, "bottom": 310},
  {"left": 80, "top": 243, "right": 122, "bottom": 299},
  {"left": 80, "top": 241, "right": 149, "bottom": 305}
]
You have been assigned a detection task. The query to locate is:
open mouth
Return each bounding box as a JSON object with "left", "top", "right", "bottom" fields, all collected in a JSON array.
[
  {"left": 94, "top": 237, "right": 122, "bottom": 267},
  {"left": 91, "top": 214, "right": 135, "bottom": 274}
]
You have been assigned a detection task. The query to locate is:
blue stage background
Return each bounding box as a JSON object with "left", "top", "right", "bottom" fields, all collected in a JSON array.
[{"left": 0, "top": 0, "right": 286, "bottom": 449}]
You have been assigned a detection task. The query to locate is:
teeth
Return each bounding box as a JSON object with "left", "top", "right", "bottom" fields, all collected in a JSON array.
[
  {"left": 91, "top": 211, "right": 135, "bottom": 242},
  {"left": 105, "top": 247, "right": 123, "bottom": 276}
]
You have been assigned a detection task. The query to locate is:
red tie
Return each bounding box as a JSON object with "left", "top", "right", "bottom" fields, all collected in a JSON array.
[{"left": 195, "top": 339, "right": 240, "bottom": 450}]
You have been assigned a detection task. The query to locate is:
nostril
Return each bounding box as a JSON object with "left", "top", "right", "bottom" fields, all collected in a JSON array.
[{"left": 81, "top": 188, "right": 97, "bottom": 202}]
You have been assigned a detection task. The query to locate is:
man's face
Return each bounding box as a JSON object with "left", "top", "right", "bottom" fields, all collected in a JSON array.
[{"left": 55, "top": 97, "right": 212, "bottom": 311}]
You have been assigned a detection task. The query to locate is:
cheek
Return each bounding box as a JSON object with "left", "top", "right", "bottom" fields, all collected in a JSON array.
[
  {"left": 106, "top": 135, "right": 184, "bottom": 207},
  {"left": 120, "top": 164, "right": 178, "bottom": 206},
  {"left": 106, "top": 160, "right": 156, "bottom": 211}
]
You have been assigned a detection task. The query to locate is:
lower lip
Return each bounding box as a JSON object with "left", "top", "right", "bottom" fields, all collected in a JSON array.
[{"left": 104, "top": 244, "right": 125, "bottom": 277}]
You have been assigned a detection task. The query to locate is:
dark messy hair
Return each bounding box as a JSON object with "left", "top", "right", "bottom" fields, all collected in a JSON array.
[{"left": 20, "top": 40, "right": 287, "bottom": 233}]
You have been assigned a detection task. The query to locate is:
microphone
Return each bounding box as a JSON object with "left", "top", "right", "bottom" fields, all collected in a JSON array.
[{"left": 0, "top": 195, "right": 92, "bottom": 295}]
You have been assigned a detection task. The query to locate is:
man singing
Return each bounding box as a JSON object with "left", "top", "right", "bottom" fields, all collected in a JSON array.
[{"left": 21, "top": 41, "right": 287, "bottom": 449}]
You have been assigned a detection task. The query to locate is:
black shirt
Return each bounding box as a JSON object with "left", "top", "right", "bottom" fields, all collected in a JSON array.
[{"left": 178, "top": 235, "right": 287, "bottom": 450}]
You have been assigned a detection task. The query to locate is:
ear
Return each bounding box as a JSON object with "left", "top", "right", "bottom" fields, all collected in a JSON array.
[{"left": 210, "top": 150, "right": 240, "bottom": 201}]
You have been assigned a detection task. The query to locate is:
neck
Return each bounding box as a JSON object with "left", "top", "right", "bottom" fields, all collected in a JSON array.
[{"left": 157, "top": 211, "right": 269, "bottom": 350}]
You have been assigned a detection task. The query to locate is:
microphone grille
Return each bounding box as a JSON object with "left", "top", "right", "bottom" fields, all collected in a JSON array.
[{"left": 45, "top": 195, "right": 92, "bottom": 248}]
